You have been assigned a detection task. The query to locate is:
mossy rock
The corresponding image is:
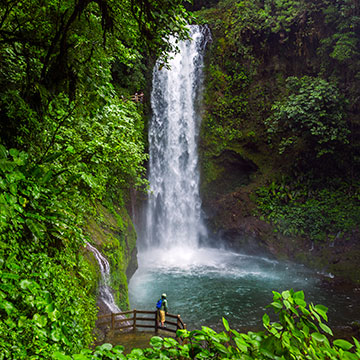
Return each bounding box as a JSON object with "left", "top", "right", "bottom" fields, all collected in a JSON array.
[{"left": 85, "top": 201, "right": 138, "bottom": 312}]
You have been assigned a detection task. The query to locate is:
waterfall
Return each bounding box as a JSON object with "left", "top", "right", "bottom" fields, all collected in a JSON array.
[
  {"left": 86, "top": 243, "right": 121, "bottom": 314},
  {"left": 129, "top": 26, "right": 356, "bottom": 329},
  {"left": 144, "top": 25, "right": 210, "bottom": 249}
]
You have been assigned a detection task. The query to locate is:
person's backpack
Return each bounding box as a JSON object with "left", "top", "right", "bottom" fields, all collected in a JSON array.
[{"left": 156, "top": 298, "right": 162, "bottom": 309}]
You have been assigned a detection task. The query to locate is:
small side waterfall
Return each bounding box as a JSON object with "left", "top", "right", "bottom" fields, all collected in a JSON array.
[
  {"left": 86, "top": 243, "right": 121, "bottom": 314},
  {"left": 144, "top": 25, "right": 210, "bottom": 249}
]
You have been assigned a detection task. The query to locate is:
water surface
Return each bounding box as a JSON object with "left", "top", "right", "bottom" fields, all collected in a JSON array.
[{"left": 129, "top": 247, "right": 358, "bottom": 332}]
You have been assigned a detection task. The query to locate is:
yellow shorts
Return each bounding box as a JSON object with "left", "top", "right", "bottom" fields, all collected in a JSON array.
[{"left": 158, "top": 310, "right": 165, "bottom": 323}]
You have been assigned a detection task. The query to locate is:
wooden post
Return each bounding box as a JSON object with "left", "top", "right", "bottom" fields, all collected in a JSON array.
[
  {"left": 177, "top": 315, "right": 180, "bottom": 331},
  {"left": 133, "top": 309, "right": 137, "bottom": 331},
  {"left": 155, "top": 310, "right": 159, "bottom": 333},
  {"left": 111, "top": 313, "right": 115, "bottom": 331}
]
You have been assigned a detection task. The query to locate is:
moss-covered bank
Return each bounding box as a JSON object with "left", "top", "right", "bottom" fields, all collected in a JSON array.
[{"left": 85, "top": 201, "right": 138, "bottom": 313}]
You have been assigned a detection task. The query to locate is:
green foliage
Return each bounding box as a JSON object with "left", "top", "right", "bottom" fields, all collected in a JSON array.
[
  {"left": 0, "top": 250, "right": 97, "bottom": 359},
  {"left": 328, "top": 32, "right": 359, "bottom": 62},
  {"left": 48, "top": 94, "right": 148, "bottom": 202},
  {"left": 0, "top": 0, "right": 188, "bottom": 203},
  {"left": 200, "top": 0, "right": 311, "bottom": 166},
  {"left": 53, "top": 290, "right": 360, "bottom": 359},
  {"left": 0, "top": 145, "right": 99, "bottom": 358},
  {"left": 232, "top": 0, "right": 306, "bottom": 38},
  {"left": 265, "top": 76, "right": 349, "bottom": 159},
  {"left": 0, "top": 1, "right": 192, "bottom": 358},
  {"left": 256, "top": 177, "right": 360, "bottom": 241},
  {"left": 203, "top": 62, "right": 249, "bottom": 151},
  {"left": 0, "top": 145, "right": 81, "bottom": 249},
  {"left": 320, "top": 1, "right": 360, "bottom": 63},
  {"left": 200, "top": 0, "right": 360, "bottom": 188},
  {"left": 199, "top": 0, "right": 360, "bottom": 255},
  {"left": 0, "top": 0, "right": 190, "bottom": 148}
]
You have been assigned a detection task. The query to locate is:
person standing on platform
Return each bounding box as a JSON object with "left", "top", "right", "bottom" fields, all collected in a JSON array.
[{"left": 156, "top": 293, "right": 168, "bottom": 328}]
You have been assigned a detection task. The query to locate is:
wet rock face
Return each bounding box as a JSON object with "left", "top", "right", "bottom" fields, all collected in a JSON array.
[
  {"left": 216, "top": 150, "right": 258, "bottom": 187},
  {"left": 200, "top": 150, "right": 268, "bottom": 254},
  {"left": 200, "top": 151, "right": 360, "bottom": 284},
  {"left": 202, "top": 182, "right": 275, "bottom": 258},
  {"left": 306, "top": 232, "right": 360, "bottom": 285},
  {"left": 204, "top": 181, "right": 360, "bottom": 284},
  {"left": 201, "top": 150, "right": 258, "bottom": 213},
  {"left": 201, "top": 150, "right": 259, "bottom": 237},
  {"left": 126, "top": 247, "right": 138, "bottom": 281}
]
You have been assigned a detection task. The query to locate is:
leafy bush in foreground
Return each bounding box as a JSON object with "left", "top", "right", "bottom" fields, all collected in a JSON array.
[
  {"left": 0, "top": 146, "right": 98, "bottom": 358},
  {"left": 53, "top": 289, "right": 360, "bottom": 359}
]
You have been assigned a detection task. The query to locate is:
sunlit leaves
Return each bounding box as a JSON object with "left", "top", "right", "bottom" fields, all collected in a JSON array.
[
  {"left": 222, "top": 316, "right": 230, "bottom": 331},
  {"left": 0, "top": 251, "right": 97, "bottom": 358}
]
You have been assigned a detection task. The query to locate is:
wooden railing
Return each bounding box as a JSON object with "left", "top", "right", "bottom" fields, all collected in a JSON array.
[{"left": 97, "top": 310, "right": 186, "bottom": 335}]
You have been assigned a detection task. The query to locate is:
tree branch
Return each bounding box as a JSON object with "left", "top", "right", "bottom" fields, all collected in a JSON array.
[{"left": 38, "top": 105, "right": 76, "bottom": 165}]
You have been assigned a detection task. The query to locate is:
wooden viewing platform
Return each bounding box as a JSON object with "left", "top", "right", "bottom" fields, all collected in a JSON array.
[{"left": 97, "top": 310, "right": 187, "bottom": 335}]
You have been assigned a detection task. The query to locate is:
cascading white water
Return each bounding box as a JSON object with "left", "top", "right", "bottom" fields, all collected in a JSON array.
[
  {"left": 86, "top": 243, "right": 121, "bottom": 314},
  {"left": 144, "top": 25, "right": 210, "bottom": 249},
  {"left": 129, "top": 25, "right": 358, "bottom": 332}
]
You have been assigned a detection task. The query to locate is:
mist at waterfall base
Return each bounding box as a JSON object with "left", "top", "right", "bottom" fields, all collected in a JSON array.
[
  {"left": 129, "top": 246, "right": 358, "bottom": 331},
  {"left": 129, "top": 25, "right": 359, "bottom": 333}
]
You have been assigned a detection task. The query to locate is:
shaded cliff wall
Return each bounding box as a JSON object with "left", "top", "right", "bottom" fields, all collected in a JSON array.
[{"left": 197, "top": 0, "right": 360, "bottom": 284}]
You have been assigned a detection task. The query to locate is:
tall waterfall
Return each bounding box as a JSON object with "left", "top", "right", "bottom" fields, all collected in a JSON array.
[
  {"left": 144, "top": 25, "right": 210, "bottom": 249},
  {"left": 129, "top": 26, "right": 357, "bottom": 330}
]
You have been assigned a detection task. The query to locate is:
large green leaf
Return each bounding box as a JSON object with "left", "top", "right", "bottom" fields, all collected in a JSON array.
[
  {"left": 293, "top": 290, "right": 305, "bottom": 300},
  {"left": 319, "top": 322, "right": 333, "bottom": 336},
  {"left": 311, "top": 332, "right": 327, "bottom": 342},
  {"left": 0, "top": 145, "right": 7, "bottom": 158},
  {"left": 129, "top": 348, "right": 144, "bottom": 357},
  {"left": 270, "top": 301, "right": 283, "bottom": 309},
  {"left": 333, "top": 339, "right": 354, "bottom": 351},
  {"left": 98, "top": 343, "right": 113, "bottom": 351},
  {"left": 51, "top": 328, "right": 62, "bottom": 342},
  {"left": 1, "top": 300, "right": 16, "bottom": 315},
  {"left": 314, "top": 304, "right": 328, "bottom": 321},
  {"left": 234, "top": 336, "right": 249, "bottom": 352},
  {"left": 262, "top": 313, "right": 270, "bottom": 327},
  {"left": 72, "top": 355, "right": 90, "bottom": 360},
  {"left": 222, "top": 317, "right": 230, "bottom": 331},
  {"left": 25, "top": 219, "right": 45, "bottom": 240},
  {"left": 52, "top": 352, "right": 72, "bottom": 360}
]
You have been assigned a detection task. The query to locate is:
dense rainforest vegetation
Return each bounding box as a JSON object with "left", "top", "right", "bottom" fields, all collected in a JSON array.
[
  {"left": 0, "top": 0, "right": 189, "bottom": 357},
  {"left": 0, "top": 0, "right": 360, "bottom": 359}
]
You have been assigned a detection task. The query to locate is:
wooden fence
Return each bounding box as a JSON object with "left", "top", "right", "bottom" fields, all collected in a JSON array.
[{"left": 97, "top": 310, "right": 186, "bottom": 335}]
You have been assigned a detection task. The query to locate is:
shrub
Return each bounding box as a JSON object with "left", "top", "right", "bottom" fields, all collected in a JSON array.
[
  {"left": 265, "top": 76, "right": 349, "bottom": 159},
  {"left": 53, "top": 289, "right": 360, "bottom": 359}
]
